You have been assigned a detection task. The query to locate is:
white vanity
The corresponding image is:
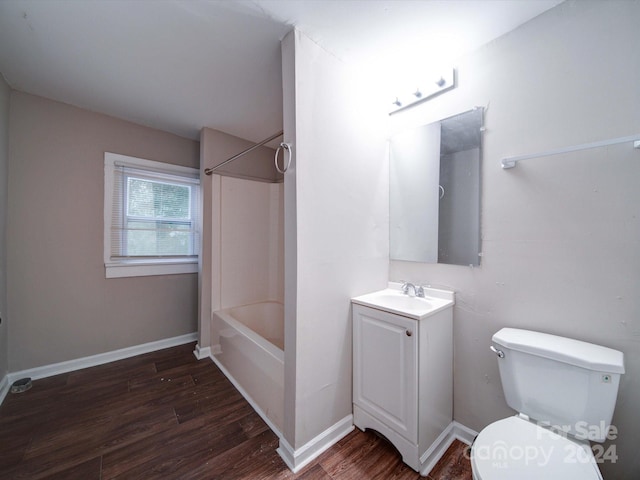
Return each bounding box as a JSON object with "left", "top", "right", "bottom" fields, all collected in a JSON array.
[{"left": 351, "top": 283, "right": 454, "bottom": 475}]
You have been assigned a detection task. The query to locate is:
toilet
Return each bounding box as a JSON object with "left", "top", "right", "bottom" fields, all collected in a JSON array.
[{"left": 471, "top": 328, "right": 625, "bottom": 480}]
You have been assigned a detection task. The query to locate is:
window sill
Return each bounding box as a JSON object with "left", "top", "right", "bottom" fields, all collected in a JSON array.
[{"left": 105, "top": 259, "right": 198, "bottom": 278}]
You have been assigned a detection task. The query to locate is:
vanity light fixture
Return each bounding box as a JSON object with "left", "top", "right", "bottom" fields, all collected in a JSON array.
[{"left": 390, "top": 68, "right": 456, "bottom": 114}]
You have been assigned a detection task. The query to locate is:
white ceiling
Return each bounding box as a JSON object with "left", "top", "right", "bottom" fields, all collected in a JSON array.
[{"left": 0, "top": 0, "right": 562, "bottom": 143}]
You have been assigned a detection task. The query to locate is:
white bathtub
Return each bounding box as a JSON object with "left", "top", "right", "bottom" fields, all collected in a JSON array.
[{"left": 211, "top": 301, "right": 284, "bottom": 433}]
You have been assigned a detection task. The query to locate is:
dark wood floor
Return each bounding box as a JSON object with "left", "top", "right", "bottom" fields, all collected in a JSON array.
[{"left": 0, "top": 342, "right": 472, "bottom": 479}]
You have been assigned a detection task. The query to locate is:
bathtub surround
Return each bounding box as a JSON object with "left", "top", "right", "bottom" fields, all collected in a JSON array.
[
  {"left": 197, "top": 127, "right": 281, "bottom": 358},
  {"left": 206, "top": 172, "right": 283, "bottom": 315},
  {"left": 217, "top": 177, "right": 283, "bottom": 309},
  {"left": 279, "top": 30, "right": 388, "bottom": 470},
  {"left": 389, "top": 2, "right": 640, "bottom": 478},
  {"left": 6, "top": 92, "right": 199, "bottom": 372}
]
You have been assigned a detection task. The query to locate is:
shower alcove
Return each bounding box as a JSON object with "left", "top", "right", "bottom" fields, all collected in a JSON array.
[{"left": 197, "top": 127, "right": 285, "bottom": 434}]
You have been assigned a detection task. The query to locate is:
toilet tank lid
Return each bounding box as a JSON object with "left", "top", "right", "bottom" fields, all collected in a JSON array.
[{"left": 493, "top": 328, "right": 625, "bottom": 374}]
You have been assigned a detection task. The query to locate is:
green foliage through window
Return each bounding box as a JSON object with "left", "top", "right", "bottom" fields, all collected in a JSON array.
[
  {"left": 127, "top": 178, "right": 190, "bottom": 219},
  {"left": 125, "top": 177, "right": 194, "bottom": 256}
]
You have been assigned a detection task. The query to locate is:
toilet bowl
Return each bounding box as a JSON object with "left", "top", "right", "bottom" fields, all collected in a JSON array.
[
  {"left": 471, "top": 415, "right": 602, "bottom": 480},
  {"left": 471, "top": 328, "right": 624, "bottom": 480}
]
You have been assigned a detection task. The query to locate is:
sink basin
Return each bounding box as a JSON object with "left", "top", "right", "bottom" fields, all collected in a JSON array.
[
  {"left": 351, "top": 286, "right": 454, "bottom": 320},
  {"left": 369, "top": 293, "right": 431, "bottom": 311}
]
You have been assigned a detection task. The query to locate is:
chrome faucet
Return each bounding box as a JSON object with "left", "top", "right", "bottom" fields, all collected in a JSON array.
[{"left": 402, "top": 282, "right": 425, "bottom": 298}]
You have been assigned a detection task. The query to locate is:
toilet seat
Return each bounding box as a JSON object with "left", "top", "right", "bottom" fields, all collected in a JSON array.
[{"left": 471, "top": 415, "right": 602, "bottom": 480}]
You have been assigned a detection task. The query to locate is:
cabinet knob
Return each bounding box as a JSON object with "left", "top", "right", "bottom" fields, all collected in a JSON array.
[{"left": 406, "top": 329, "right": 413, "bottom": 337}]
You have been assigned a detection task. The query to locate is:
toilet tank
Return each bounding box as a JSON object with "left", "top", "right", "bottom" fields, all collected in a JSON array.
[{"left": 492, "top": 328, "right": 624, "bottom": 442}]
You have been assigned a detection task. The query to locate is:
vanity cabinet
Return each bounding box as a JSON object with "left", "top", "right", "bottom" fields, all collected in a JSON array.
[
  {"left": 352, "top": 289, "right": 453, "bottom": 474},
  {"left": 353, "top": 305, "right": 418, "bottom": 441}
]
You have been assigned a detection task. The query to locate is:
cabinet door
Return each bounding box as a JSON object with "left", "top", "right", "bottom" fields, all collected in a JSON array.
[{"left": 353, "top": 305, "right": 418, "bottom": 442}]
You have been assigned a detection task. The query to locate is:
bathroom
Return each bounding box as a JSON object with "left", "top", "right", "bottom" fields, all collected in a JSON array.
[
  {"left": 194, "top": 2, "right": 638, "bottom": 478},
  {"left": 0, "top": 1, "right": 638, "bottom": 479}
]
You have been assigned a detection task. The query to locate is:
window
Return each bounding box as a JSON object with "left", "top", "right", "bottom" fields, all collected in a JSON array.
[{"left": 104, "top": 152, "right": 200, "bottom": 278}]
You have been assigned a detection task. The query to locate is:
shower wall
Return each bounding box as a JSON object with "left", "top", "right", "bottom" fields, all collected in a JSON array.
[
  {"left": 198, "top": 127, "right": 283, "bottom": 353},
  {"left": 218, "top": 176, "right": 284, "bottom": 309},
  {"left": 438, "top": 147, "right": 480, "bottom": 265}
]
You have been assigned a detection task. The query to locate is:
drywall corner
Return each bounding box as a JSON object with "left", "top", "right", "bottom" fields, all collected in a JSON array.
[{"left": 0, "top": 74, "right": 10, "bottom": 382}]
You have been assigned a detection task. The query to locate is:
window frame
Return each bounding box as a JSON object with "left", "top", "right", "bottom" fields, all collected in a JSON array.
[{"left": 104, "top": 152, "right": 200, "bottom": 278}]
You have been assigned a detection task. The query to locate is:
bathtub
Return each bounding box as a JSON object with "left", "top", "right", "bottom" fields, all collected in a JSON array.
[{"left": 211, "top": 301, "right": 284, "bottom": 433}]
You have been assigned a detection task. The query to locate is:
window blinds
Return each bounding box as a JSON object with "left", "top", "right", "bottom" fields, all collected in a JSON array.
[{"left": 110, "top": 163, "right": 200, "bottom": 259}]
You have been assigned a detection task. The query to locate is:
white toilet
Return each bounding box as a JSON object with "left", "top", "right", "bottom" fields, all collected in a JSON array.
[{"left": 471, "top": 328, "right": 625, "bottom": 480}]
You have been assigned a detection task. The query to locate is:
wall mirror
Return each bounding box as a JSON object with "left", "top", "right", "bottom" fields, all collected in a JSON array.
[{"left": 389, "top": 107, "right": 483, "bottom": 266}]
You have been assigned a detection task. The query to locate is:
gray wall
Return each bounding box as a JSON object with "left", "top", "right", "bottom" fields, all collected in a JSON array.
[
  {"left": 0, "top": 75, "right": 9, "bottom": 379},
  {"left": 7, "top": 92, "right": 200, "bottom": 372},
  {"left": 390, "top": 2, "right": 640, "bottom": 478}
]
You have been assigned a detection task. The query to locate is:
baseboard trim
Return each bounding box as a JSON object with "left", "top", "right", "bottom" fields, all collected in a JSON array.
[
  {"left": 0, "top": 374, "right": 9, "bottom": 406},
  {"left": 3, "top": 332, "right": 198, "bottom": 397},
  {"left": 277, "top": 414, "right": 354, "bottom": 473},
  {"left": 193, "top": 343, "right": 212, "bottom": 360},
  {"left": 420, "top": 421, "right": 478, "bottom": 476},
  {"left": 419, "top": 422, "right": 457, "bottom": 475},
  {"left": 203, "top": 348, "right": 353, "bottom": 474},
  {"left": 452, "top": 420, "right": 478, "bottom": 445}
]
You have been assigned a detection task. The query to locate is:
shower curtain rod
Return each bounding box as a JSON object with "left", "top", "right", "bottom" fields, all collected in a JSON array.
[{"left": 204, "top": 130, "right": 284, "bottom": 176}]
